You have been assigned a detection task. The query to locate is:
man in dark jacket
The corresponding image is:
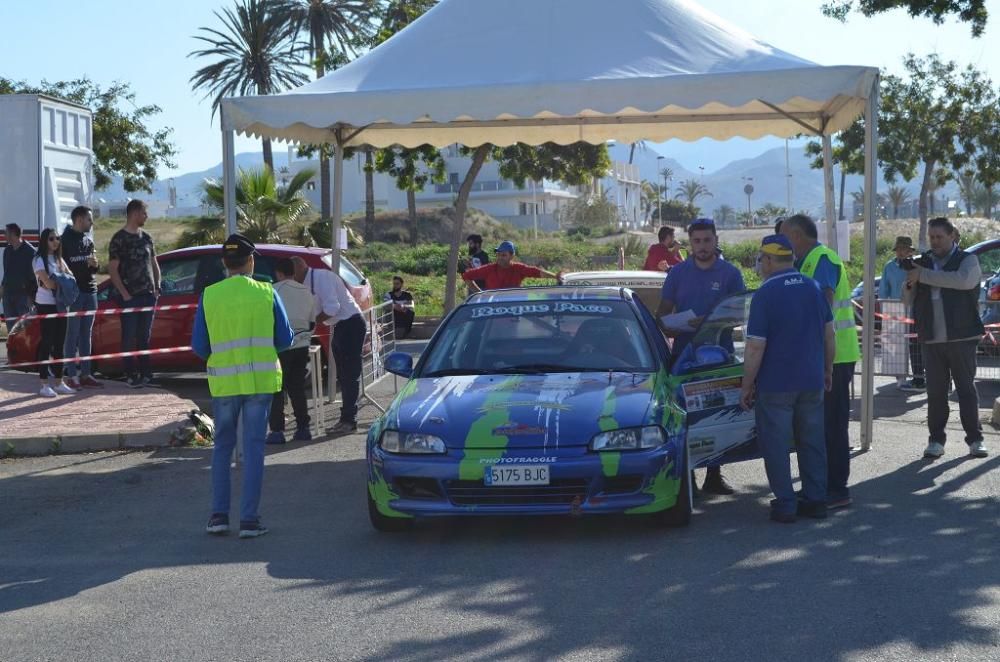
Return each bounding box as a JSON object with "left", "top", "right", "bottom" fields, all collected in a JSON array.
[
  {"left": 2, "top": 223, "right": 36, "bottom": 322},
  {"left": 903, "top": 217, "right": 986, "bottom": 459},
  {"left": 459, "top": 234, "right": 491, "bottom": 292},
  {"left": 61, "top": 206, "right": 102, "bottom": 388}
]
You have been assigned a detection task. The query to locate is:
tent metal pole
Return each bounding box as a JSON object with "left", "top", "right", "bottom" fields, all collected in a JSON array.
[
  {"left": 221, "top": 109, "right": 237, "bottom": 236},
  {"left": 860, "top": 76, "right": 880, "bottom": 452},
  {"left": 821, "top": 135, "right": 837, "bottom": 254},
  {"left": 331, "top": 133, "right": 344, "bottom": 273}
]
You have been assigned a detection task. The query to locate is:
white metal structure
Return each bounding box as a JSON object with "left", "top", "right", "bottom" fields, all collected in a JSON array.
[
  {"left": 0, "top": 94, "right": 94, "bottom": 235},
  {"left": 218, "top": 0, "right": 880, "bottom": 450}
]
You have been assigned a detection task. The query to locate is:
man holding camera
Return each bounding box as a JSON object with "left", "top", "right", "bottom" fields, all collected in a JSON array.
[{"left": 903, "top": 217, "right": 987, "bottom": 459}]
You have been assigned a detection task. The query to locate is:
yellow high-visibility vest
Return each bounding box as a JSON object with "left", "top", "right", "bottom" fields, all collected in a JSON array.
[{"left": 203, "top": 276, "right": 281, "bottom": 397}]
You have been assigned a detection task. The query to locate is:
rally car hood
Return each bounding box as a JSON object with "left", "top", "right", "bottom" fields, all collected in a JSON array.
[{"left": 389, "top": 372, "right": 659, "bottom": 449}]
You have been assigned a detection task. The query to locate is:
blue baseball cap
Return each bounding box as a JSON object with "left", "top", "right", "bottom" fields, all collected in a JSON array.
[
  {"left": 760, "top": 234, "right": 793, "bottom": 256},
  {"left": 495, "top": 240, "right": 516, "bottom": 254},
  {"left": 686, "top": 218, "right": 716, "bottom": 233}
]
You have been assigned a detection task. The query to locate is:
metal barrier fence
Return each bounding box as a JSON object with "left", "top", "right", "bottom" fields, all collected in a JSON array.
[
  {"left": 360, "top": 300, "right": 399, "bottom": 412},
  {"left": 856, "top": 299, "right": 1000, "bottom": 381}
]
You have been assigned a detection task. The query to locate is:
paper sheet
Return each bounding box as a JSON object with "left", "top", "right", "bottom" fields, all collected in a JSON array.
[{"left": 660, "top": 309, "right": 697, "bottom": 332}]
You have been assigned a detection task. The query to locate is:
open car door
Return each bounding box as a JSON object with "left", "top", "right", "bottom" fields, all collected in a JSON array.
[{"left": 670, "top": 292, "right": 761, "bottom": 469}]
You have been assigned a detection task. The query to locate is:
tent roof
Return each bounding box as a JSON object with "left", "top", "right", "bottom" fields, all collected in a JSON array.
[{"left": 222, "top": 0, "right": 878, "bottom": 148}]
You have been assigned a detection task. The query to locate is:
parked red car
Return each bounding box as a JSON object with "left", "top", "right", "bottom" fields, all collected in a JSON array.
[{"left": 6, "top": 244, "right": 372, "bottom": 374}]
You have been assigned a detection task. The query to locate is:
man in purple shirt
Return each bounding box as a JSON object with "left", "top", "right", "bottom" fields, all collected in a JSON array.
[{"left": 657, "top": 218, "right": 745, "bottom": 495}]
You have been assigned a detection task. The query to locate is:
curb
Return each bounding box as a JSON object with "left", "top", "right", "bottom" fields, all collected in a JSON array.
[
  {"left": 993, "top": 396, "right": 1000, "bottom": 427},
  {"left": 1, "top": 430, "right": 174, "bottom": 458}
]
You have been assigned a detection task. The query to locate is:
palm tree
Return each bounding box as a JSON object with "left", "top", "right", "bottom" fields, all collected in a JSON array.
[
  {"left": 189, "top": 0, "right": 310, "bottom": 171},
  {"left": 886, "top": 185, "right": 911, "bottom": 219},
  {"left": 675, "top": 178, "right": 712, "bottom": 206},
  {"left": 957, "top": 170, "right": 977, "bottom": 216},
  {"left": 628, "top": 141, "right": 646, "bottom": 165},
  {"left": 193, "top": 166, "right": 317, "bottom": 245},
  {"left": 364, "top": 147, "right": 376, "bottom": 240},
  {"left": 714, "top": 204, "right": 735, "bottom": 226},
  {"left": 282, "top": 0, "right": 377, "bottom": 218}
]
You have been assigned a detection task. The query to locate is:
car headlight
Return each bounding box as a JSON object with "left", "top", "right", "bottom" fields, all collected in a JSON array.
[
  {"left": 590, "top": 426, "right": 666, "bottom": 451},
  {"left": 379, "top": 430, "right": 447, "bottom": 454},
  {"left": 8, "top": 317, "right": 27, "bottom": 336}
]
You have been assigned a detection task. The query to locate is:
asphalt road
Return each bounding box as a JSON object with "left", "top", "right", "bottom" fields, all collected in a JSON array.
[{"left": 1, "top": 360, "right": 999, "bottom": 661}]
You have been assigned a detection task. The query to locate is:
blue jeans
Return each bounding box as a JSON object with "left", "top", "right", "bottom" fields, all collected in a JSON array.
[
  {"left": 211, "top": 393, "right": 273, "bottom": 524},
  {"left": 2, "top": 290, "right": 31, "bottom": 320},
  {"left": 756, "top": 390, "right": 827, "bottom": 515},
  {"left": 64, "top": 292, "right": 97, "bottom": 378},
  {"left": 120, "top": 293, "right": 157, "bottom": 378}
]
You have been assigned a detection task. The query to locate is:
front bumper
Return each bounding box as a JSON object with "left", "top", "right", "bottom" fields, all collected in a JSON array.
[{"left": 367, "top": 442, "right": 684, "bottom": 518}]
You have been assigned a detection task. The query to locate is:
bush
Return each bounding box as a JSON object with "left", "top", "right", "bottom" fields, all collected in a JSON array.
[{"left": 393, "top": 244, "right": 452, "bottom": 276}]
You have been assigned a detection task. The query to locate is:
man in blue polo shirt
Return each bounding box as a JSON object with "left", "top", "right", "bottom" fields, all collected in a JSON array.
[
  {"left": 657, "top": 218, "right": 745, "bottom": 495},
  {"left": 740, "top": 235, "right": 835, "bottom": 523}
]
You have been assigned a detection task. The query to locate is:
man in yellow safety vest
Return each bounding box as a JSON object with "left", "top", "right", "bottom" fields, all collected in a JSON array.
[
  {"left": 192, "top": 234, "right": 294, "bottom": 539},
  {"left": 782, "top": 215, "right": 860, "bottom": 511}
]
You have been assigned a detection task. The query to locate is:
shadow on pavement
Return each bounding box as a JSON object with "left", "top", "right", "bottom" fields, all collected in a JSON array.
[{"left": 1, "top": 440, "right": 998, "bottom": 660}]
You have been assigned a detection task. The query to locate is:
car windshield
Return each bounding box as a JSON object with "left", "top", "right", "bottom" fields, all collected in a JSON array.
[{"left": 420, "top": 300, "right": 656, "bottom": 376}]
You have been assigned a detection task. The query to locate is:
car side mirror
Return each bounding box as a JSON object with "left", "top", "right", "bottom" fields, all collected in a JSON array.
[{"left": 385, "top": 351, "right": 413, "bottom": 378}]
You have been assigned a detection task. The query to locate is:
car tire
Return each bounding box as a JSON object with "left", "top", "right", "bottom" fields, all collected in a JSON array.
[
  {"left": 652, "top": 460, "right": 692, "bottom": 528},
  {"left": 367, "top": 489, "right": 413, "bottom": 533}
]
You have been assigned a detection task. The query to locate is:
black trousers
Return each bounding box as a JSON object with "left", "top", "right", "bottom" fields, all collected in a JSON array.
[
  {"left": 332, "top": 314, "right": 366, "bottom": 423},
  {"left": 923, "top": 340, "right": 982, "bottom": 445},
  {"left": 269, "top": 347, "right": 311, "bottom": 432},
  {"left": 824, "top": 362, "right": 854, "bottom": 500},
  {"left": 393, "top": 308, "right": 415, "bottom": 337},
  {"left": 36, "top": 304, "right": 66, "bottom": 379},
  {"left": 909, "top": 336, "right": 925, "bottom": 380}
]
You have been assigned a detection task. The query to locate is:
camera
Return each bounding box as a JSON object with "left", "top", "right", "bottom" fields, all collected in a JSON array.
[{"left": 899, "top": 257, "right": 916, "bottom": 271}]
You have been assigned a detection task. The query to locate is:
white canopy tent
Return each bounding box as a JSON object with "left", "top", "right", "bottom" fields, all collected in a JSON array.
[{"left": 220, "top": 0, "right": 881, "bottom": 449}]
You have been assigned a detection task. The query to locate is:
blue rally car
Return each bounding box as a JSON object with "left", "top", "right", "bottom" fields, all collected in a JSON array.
[{"left": 366, "top": 286, "right": 758, "bottom": 532}]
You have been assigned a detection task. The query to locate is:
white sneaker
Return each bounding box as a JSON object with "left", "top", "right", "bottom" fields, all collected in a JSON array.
[
  {"left": 923, "top": 442, "right": 945, "bottom": 459},
  {"left": 969, "top": 441, "right": 989, "bottom": 458},
  {"left": 39, "top": 384, "right": 58, "bottom": 398},
  {"left": 54, "top": 382, "right": 77, "bottom": 395}
]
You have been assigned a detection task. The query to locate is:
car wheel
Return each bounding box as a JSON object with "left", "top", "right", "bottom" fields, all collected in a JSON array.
[
  {"left": 652, "top": 460, "right": 692, "bottom": 528},
  {"left": 367, "top": 489, "right": 413, "bottom": 533}
]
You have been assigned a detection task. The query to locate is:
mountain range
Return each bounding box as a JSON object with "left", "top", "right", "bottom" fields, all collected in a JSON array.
[{"left": 104, "top": 144, "right": 958, "bottom": 219}]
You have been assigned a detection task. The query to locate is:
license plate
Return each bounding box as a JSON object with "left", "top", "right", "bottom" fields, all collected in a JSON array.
[{"left": 484, "top": 465, "right": 550, "bottom": 486}]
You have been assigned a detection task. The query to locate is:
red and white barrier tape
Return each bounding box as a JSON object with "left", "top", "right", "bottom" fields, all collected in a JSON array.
[
  {"left": 12, "top": 303, "right": 199, "bottom": 322},
  {"left": 0, "top": 346, "right": 193, "bottom": 370},
  {"left": 851, "top": 299, "right": 1000, "bottom": 329}
]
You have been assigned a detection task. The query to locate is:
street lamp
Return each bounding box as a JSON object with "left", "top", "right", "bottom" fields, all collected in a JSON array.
[
  {"left": 656, "top": 156, "right": 664, "bottom": 227},
  {"left": 698, "top": 165, "right": 704, "bottom": 180}
]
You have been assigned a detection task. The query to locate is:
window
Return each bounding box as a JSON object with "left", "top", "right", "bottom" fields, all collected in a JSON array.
[
  {"left": 306, "top": 181, "right": 316, "bottom": 191},
  {"left": 158, "top": 258, "right": 200, "bottom": 296},
  {"left": 976, "top": 247, "right": 1000, "bottom": 275},
  {"left": 420, "top": 301, "right": 655, "bottom": 375}
]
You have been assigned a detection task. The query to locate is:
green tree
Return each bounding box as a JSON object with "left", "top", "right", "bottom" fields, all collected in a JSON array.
[
  {"left": 283, "top": 0, "right": 376, "bottom": 219},
  {"left": 653, "top": 199, "right": 698, "bottom": 226},
  {"left": 674, "top": 179, "right": 712, "bottom": 206},
  {"left": 880, "top": 54, "right": 996, "bottom": 246},
  {"left": 374, "top": 145, "right": 446, "bottom": 246},
  {"left": 821, "top": 0, "right": 988, "bottom": 36},
  {"left": 561, "top": 191, "right": 619, "bottom": 231},
  {"left": 189, "top": 0, "right": 310, "bottom": 171},
  {"left": 442, "top": 142, "right": 612, "bottom": 312},
  {"left": 0, "top": 77, "right": 176, "bottom": 193},
  {"left": 886, "top": 184, "right": 911, "bottom": 218},
  {"left": 967, "top": 104, "right": 1000, "bottom": 219},
  {"left": 755, "top": 203, "right": 788, "bottom": 221},
  {"left": 804, "top": 119, "right": 865, "bottom": 220},
  {"left": 714, "top": 204, "right": 736, "bottom": 226}
]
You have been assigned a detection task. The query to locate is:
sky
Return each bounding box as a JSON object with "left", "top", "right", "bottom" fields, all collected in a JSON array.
[{"left": 1, "top": 0, "right": 998, "bottom": 177}]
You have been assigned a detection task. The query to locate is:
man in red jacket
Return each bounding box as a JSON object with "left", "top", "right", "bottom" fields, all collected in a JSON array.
[
  {"left": 461, "top": 241, "right": 560, "bottom": 291},
  {"left": 643, "top": 226, "right": 685, "bottom": 272}
]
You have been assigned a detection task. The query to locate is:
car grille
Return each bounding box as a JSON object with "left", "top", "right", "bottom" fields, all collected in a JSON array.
[
  {"left": 393, "top": 477, "right": 445, "bottom": 500},
  {"left": 444, "top": 479, "right": 590, "bottom": 506},
  {"left": 600, "top": 475, "right": 644, "bottom": 495}
]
